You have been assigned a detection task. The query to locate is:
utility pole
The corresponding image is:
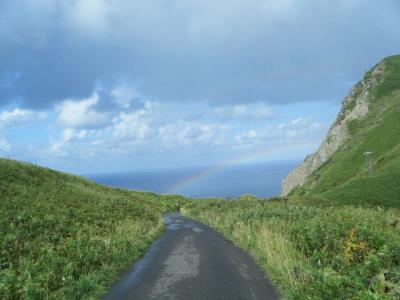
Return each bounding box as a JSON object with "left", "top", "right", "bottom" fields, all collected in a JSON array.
[
  {"left": 363, "top": 151, "right": 373, "bottom": 175},
  {"left": 283, "top": 197, "right": 288, "bottom": 209}
]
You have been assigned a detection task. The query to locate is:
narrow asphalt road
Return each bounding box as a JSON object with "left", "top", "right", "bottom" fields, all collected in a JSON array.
[{"left": 103, "top": 213, "right": 279, "bottom": 300}]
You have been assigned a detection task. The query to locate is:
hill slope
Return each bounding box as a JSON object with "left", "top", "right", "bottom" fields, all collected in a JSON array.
[
  {"left": 283, "top": 55, "right": 400, "bottom": 208},
  {"left": 0, "top": 158, "right": 187, "bottom": 299}
]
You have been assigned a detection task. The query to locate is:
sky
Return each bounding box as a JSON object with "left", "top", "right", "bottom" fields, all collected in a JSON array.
[{"left": 0, "top": 0, "right": 399, "bottom": 174}]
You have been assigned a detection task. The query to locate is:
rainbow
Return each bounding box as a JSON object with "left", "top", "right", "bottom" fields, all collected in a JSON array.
[
  {"left": 167, "top": 162, "right": 229, "bottom": 195},
  {"left": 166, "top": 144, "right": 299, "bottom": 194}
]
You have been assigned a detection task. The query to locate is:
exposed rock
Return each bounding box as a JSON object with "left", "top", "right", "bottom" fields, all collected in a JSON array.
[{"left": 281, "top": 61, "right": 386, "bottom": 196}]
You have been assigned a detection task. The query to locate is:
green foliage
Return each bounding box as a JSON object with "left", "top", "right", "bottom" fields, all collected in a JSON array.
[
  {"left": 324, "top": 161, "right": 400, "bottom": 207},
  {"left": 183, "top": 199, "right": 400, "bottom": 299},
  {"left": 0, "top": 158, "right": 189, "bottom": 299},
  {"left": 375, "top": 55, "right": 400, "bottom": 98}
]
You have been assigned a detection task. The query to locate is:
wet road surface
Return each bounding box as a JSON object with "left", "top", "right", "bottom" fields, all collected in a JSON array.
[{"left": 103, "top": 213, "right": 279, "bottom": 300}]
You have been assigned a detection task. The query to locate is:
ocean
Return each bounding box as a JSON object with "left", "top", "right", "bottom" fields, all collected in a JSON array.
[{"left": 88, "top": 160, "right": 299, "bottom": 199}]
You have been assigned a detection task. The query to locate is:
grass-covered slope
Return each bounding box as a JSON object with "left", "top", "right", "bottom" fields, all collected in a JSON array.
[
  {"left": 0, "top": 158, "right": 188, "bottom": 299},
  {"left": 183, "top": 198, "right": 400, "bottom": 299},
  {"left": 292, "top": 55, "right": 400, "bottom": 208}
]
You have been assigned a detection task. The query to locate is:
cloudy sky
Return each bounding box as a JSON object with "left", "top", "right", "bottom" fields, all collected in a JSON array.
[{"left": 1, "top": 0, "right": 399, "bottom": 173}]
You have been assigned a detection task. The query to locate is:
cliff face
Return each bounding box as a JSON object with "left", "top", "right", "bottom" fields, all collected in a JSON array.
[{"left": 281, "top": 61, "right": 386, "bottom": 196}]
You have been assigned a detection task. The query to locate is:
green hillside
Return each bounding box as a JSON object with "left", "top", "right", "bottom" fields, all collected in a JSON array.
[
  {"left": 292, "top": 55, "right": 400, "bottom": 208},
  {"left": 0, "top": 158, "right": 188, "bottom": 299}
]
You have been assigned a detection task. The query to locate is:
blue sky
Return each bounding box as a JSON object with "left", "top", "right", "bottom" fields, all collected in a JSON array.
[{"left": 0, "top": 0, "right": 399, "bottom": 174}]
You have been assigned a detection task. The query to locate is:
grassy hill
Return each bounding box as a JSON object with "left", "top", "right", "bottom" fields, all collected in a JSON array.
[
  {"left": 0, "top": 158, "right": 188, "bottom": 299},
  {"left": 291, "top": 55, "right": 400, "bottom": 208}
]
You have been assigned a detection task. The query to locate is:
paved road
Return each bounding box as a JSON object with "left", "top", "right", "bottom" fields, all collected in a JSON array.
[{"left": 104, "top": 213, "right": 279, "bottom": 300}]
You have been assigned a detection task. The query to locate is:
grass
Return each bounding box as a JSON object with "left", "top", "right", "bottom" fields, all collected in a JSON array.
[
  {"left": 182, "top": 198, "right": 400, "bottom": 299},
  {"left": 0, "top": 158, "right": 189, "bottom": 299},
  {"left": 323, "top": 160, "right": 400, "bottom": 207}
]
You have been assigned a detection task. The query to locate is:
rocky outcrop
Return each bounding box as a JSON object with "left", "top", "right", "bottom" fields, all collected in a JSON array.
[{"left": 281, "top": 61, "right": 386, "bottom": 196}]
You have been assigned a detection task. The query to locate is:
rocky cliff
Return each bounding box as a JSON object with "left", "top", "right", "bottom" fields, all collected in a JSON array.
[{"left": 281, "top": 60, "right": 386, "bottom": 196}]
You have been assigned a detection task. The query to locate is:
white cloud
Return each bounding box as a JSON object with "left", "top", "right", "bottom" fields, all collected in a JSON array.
[
  {"left": 26, "top": 83, "right": 331, "bottom": 171},
  {"left": 235, "top": 117, "right": 325, "bottom": 145},
  {"left": 158, "top": 121, "right": 227, "bottom": 147},
  {"left": 259, "top": 117, "right": 324, "bottom": 141},
  {"left": 234, "top": 130, "right": 258, "bottom": 143},
  {"left": 272, "top": 117, "right": 325, "bottom": 139},
  {"left": 110, "top": 83, "right": 140, "bottom": 108},
  {"left": 56, "top": 93, "right": 109, "bottom": 129},
  {"left": 46, "top": 142, "right": 66, "bottom": 158},
  {"left": 113, "top": 112, "right": 150, "bottom": 140},
  {"left": 61, "top": 128, "right": 88, "bottom": 142},
  {"left": 112, "top": 102, "right": 156, "bottom": 140},
  {"left": 40, "top": 100, "right": 158, "bottom": 161},
  {"left": 42, "top": 128, "right": 100, "bottom": 159},
  {"left": 214, "top": 104, "right": 273, "bottom": 119},
  {"left": 0, "top": 108, "right": 46, "bottom": 128}
]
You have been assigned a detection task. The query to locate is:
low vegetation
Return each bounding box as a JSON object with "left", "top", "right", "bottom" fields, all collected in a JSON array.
[
  {"left": 183, "top": 197, "right": 400, "bottom": 299},
  {"left": 0, "top": 158, "right": 188, "bottom": 299}
]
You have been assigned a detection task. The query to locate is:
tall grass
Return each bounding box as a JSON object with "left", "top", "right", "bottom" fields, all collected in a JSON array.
[{"left": 183, "top": 198, "right": 400, "bottom": 299}]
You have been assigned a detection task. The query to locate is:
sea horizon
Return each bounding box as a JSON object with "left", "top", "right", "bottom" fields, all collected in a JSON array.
[{"left": 87, "top": 160, "right": 299, "bottom": 199}]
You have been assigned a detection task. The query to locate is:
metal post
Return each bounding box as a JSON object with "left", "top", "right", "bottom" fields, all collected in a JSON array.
[
  {"left": 283, "top": 197, "right": 288, "bottom": 209},
  {"left": 363, "top": 151, "right": 373, "bottom": 175}
]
